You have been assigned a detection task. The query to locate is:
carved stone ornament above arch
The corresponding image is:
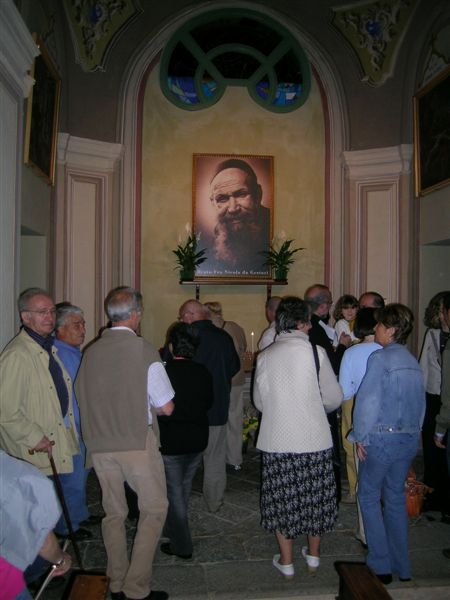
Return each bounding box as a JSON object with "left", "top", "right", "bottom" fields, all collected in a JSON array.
[
  {"left": 332, "top": 0, "right": 418, "bottom": 87},
  {"left": 63, "top": 0, "right": 142, "bottom": 72},
  {"left": 117, "top": 4, "right": 348, "bottom": 296}
]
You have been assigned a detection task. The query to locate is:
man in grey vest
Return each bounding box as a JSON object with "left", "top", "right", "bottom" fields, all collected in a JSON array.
[{"left": 76, "top": 287, "right": 174, "bottom": 600}]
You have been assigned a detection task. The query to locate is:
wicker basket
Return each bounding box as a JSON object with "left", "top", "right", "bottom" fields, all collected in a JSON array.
[{"left": 405, "top": 469, "right": 433, "bottom": 519}]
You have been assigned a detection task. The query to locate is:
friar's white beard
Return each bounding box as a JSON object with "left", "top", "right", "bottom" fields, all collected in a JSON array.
[{"left": 212, "top": 219, "right": 264, "bottom": 267}]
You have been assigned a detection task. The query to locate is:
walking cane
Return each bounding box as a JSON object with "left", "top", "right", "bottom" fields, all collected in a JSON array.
[
  {"left": 29, "top": 446, "right": 84, "bottom": 569},
  {"left": 49, "top": 454, "right": 84, "bottom": 569},
  {"left": 33, "top": 538, "right": 69, "bottom": 600}
]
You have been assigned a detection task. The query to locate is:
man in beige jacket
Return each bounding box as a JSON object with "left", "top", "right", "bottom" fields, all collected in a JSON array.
[{"left": 0, "top": 287, "right": 79, "bottom": 475}]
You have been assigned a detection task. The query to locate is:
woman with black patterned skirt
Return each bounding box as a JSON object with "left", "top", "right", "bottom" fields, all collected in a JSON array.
[{"left": 254, "top": 296, "right": 343, "bottom": 579}]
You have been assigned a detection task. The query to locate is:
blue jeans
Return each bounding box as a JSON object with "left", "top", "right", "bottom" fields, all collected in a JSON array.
[
  {"left": 14, "top": 588, "right": 33, "bottom": 600},
  {"left": 358, "top": 433, "right": 419, "bottom": 579},
  {"left": 52, "top": 443, "right": 90, "bottom": 534},
  {"left": 162, "top": 453, "right": 202, "bottom": 555}
]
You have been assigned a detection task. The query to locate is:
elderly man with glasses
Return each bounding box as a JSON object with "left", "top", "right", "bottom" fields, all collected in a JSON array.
[{"left": 0, "top": 287, "right": 79, "bottom": 476}]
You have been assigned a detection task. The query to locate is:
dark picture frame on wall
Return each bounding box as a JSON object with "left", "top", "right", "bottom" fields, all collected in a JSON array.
[
  {"left": 413, "top": 66, "right": 450, "bottom": 196},
  {"left": 193, "top": 153, "right": 274, "bottom": 280},
  {"left": 24, "top": 34, "right": 61, "bottom": 186}
]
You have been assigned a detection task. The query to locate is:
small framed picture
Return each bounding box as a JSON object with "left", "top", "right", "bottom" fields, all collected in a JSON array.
[
  {"left": 413, "top": 67, "right": 450, "bottom": 196},
  {"left": 24, "top": 34, "right": 61, "bottom": 185}
]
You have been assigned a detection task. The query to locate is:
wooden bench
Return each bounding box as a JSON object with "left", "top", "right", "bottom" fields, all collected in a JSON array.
[
  {"left": 61, "top": 571, "right": 109, "bottom": 600},
  {"left": 335, "top": 561, "right": 393, "bottom": 599}
]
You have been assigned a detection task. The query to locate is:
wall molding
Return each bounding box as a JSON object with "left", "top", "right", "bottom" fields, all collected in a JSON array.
[
  {"left": 343, "top": 144, "right": 413, "bottom": 179},
  {"left": 58, "top": 133, "right": 123, "bottom": 172},
  {"left": 0, "top": 0, "right": 38, "bottom": 97}
]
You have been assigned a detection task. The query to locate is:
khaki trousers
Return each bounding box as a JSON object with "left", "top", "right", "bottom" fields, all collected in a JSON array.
[
  {"left": 92, "top": 428, "right": 168, "bottom": 598},
  {"left": 226, "top": 385, "right": 244, "bottom": 467},
  {"left": 203, "top": 425, "right": 227, "bottom": 512},
  {"left": 341, "top": 398, "right": 357, "bottom": 496}
]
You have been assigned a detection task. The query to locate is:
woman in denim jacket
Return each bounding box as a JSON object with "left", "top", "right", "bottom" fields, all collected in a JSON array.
[{"left": 349, "top": 304, "right": 425, "bottom": 584}]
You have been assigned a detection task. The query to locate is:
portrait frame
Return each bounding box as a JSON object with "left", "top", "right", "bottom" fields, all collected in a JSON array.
[
  {"left": 413, "top": 66, "right": 450, "bottom": 196},
  {"left": 24, "top": 34, "right": 61, "bottom": 186},
  {"left": 193, "top": 153, "right": 274, "bottom": 281}
]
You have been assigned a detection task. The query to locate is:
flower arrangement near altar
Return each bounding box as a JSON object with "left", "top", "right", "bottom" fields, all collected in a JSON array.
[
  {"left": 260, "top": 231, "right": 304, "bottom": 281},
  {"left": 172, "top": 223, "right": 207, "bottom": 281},
  {"left": 242, "top": 412, "right": 259, "bottom": 444}
]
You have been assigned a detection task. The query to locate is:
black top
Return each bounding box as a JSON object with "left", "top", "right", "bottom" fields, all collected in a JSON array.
[
  {"left": 190, "top": 320, "right": 240, "bottom": 426},
  {"left": 308, "top": 314, "right": 346, "bottom": 376},
  {"left": 158, "top": 359, "right": 213, "bottom": 455}
]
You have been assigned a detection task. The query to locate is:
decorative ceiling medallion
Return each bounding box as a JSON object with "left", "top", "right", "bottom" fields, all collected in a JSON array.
[
  {"left": 422, "top": 23, "right": 450, "bottom": 86},
  {"left": 63, "top": 0, "right": 141, "bottom": 72},
  {"left": 332, "top": 0, "right": 417, "bottom": 86}
]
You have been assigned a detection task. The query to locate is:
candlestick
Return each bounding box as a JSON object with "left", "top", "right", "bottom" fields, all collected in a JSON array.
[{"left": 251, "top": 331, "right": 254, "bottom": 354}]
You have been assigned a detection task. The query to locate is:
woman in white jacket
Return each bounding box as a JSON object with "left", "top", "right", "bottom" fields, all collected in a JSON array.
[
  {"left": 419, "top": 290, "right": 450, "bottom": 515},
  {"left": 254, "top": 296, "right": 343, "bottom": 579}
]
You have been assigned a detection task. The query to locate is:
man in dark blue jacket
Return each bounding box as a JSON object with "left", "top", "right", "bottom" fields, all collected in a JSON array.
[{"left": 179, "top": 300, "right": 240, "bottom": 512}]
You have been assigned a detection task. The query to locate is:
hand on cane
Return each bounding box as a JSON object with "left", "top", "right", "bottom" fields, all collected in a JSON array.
[{"left": 30, "top": 437, "right": 55, "bottom": 457}]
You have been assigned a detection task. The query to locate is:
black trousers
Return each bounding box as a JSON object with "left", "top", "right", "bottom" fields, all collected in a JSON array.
[
  {"left": 328, "top": 409, "right": 342, "bottom": 504},
  {"left": 422, "top": 392, "right": 450, "bottom": 513}
]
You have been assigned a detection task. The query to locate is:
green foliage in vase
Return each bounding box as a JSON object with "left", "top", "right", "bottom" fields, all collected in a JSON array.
[
  {"left": 260, "top": 239, "right": 304, "bottom": 280},
  {"left": 172, "top": 233, "right": 207, "bottom": 277}
]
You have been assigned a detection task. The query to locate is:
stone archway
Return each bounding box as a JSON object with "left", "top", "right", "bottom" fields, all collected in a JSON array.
[{"left": 117, "top": 4, "right": 348, "bottom": 299}]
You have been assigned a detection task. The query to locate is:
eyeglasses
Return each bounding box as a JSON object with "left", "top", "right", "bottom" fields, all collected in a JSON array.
[{"left": 26, "top": 308, "right": 56, "bottom": 316}]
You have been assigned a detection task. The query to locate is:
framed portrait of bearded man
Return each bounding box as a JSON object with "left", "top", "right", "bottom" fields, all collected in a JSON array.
[{"left": 193, "top": 154, "right": 274, "bottom": 279}]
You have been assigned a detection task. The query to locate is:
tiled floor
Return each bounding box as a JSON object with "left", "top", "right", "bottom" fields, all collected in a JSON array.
[{"left": 39, "top": 446, "right": 450, "bottom": 599}]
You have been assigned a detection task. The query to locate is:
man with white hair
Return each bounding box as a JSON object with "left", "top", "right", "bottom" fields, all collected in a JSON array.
[
  {"left": 76, "top": 287, "right": 174, "bottom": 600},
  {"left": 53, "top": 302, "right": 101, "bottom": 541}
]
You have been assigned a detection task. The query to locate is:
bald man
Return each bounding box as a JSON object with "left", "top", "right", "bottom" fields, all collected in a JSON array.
[
  {"left": 359, "top": 291, "right": 385, "bottom": 309},
  {"left": 178, "top": 300, "right": 240, "bottom": 512},
  {"left": 258, "top": 296, "right": 282, "bottom": 351}
]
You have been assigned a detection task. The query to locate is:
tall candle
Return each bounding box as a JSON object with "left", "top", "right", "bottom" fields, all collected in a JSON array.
[{"left": 251, "top": 331, "right": 254, "bottom": 354}]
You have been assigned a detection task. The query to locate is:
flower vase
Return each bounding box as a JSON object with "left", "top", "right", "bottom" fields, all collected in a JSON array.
[
  {"left": 180, "top": 268, "right": 194, "bottom": 282},
  {"left": 274, "top": 267, "right": 288, "bottom": 281}
]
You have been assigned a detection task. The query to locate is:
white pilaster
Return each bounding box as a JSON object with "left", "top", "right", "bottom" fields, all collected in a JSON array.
[
  {"left": 55, "top": 134, "right": 123, "bottom": 344},
  {"left": 0, "top": 0, "right": 39, "bottom": 350},
  {"left": 342, "top": 145, "right": 414, "bottom": 305}
]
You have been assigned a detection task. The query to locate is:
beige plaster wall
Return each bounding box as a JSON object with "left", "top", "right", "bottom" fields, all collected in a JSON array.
[{"left": 141, "top": 67, "right": 325, "bottom": 348}]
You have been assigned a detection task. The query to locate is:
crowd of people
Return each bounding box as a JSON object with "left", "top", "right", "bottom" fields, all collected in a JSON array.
[{"left": 0, "top": 284, "right": 449, "bottom": 600}]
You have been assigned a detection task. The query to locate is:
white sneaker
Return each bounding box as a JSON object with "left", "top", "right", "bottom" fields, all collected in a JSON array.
[
  {"left": 272, "top": 554, "right": 294, "bottom": 579},
  {"left": 301, "top": 546, "right": 320, "bottom": 572}
]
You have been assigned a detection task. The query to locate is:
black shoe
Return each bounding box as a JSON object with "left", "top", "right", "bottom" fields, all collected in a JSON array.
[
  {"left": 79, "top": 514, "right": 104, "bottom": 526},
  {"left": 443, "top": 548, "right": 450, "bottom": 559},
  {"left": 127, "top": 592, "right": 169, "bottom": 600},
  {"left": 56, "top": 527, "right": 93, "bottom": 541},
  {"left": 110, "top": 593, "right": 126, "bottom": 600},
  {"left": 160, "top": 542, "right": 192, "bottom": 559},
  {"left": 399, "top": 577, "right": 411, "bottom": 582},
  {"left": 376, "top": 573, "right": 393, "bottom": 585}
]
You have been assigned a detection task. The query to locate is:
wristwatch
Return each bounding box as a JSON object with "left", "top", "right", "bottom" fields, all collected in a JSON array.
[{"left": 54, "top": 556, "right": 65, "bottom": 568}]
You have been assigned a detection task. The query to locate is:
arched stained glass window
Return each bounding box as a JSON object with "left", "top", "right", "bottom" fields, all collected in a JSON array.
[{"left": 160, "top": 9, "right": 311, "bottom": 113}]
